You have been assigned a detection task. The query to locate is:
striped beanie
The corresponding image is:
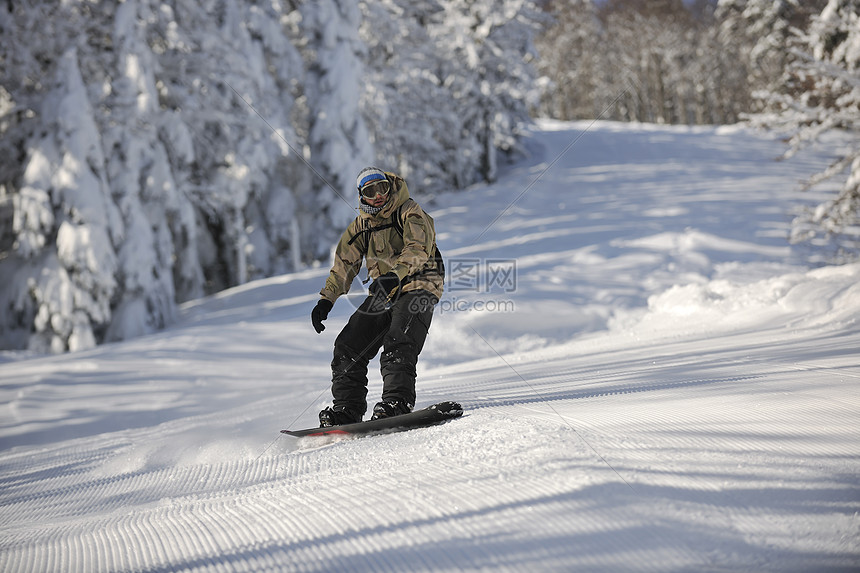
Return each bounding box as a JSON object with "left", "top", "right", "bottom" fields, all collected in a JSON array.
[{"left": 356, "top": 167, "right": 387, "bottom": 192}]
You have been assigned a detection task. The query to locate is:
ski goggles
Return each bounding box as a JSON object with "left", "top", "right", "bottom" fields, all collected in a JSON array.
[{"left": 359, "top": 180, "right": 391, "bottom": 199}]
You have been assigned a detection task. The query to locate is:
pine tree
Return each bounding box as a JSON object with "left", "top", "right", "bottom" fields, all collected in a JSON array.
[
  {"left": 360, "top": 0, "right": 541, "bottom": 191},
  {"left": 301, "top": 0, "right": 373, "bottom": 257},
  {"left": 0, "top": 0, "right": 309, "bottom": 351},
  {"left": 751, "top": 0, "right": 860, "bottom": 258}
]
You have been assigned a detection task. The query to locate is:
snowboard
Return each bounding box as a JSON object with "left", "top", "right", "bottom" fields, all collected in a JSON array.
[{"left": 281, "top": 401, "right": 463, "bottom": 438}]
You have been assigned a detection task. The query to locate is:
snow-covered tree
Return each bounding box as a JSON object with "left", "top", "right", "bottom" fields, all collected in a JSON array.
[
  {"left": 535, "top": 0, "right": 602, "bottom": 120},
  {"left": 360, "top": 0, "right": 541, "bottom": 192},
  {"left": 0, "top": 0, "right": 310, "bottom": 351},
  {"left": 715, "top": 0, "right": 797, "bottom": 96},
  {"left": 300, "top": 0, "right": 373, "bottom": 258},
  {"left": 533, "top": 0, "right": 830, "bottom": 126},
  {"left": 6, "top": 49, "right": 123, "bottom": 352},
  {"left": 434, "top": 0, "right": 541, "bottom": 183},
  {"left": 713, "top": 0, "right": 827, "bottom": 120},
  {"left": 750, "top": 0, "right": 860, "bottom": 258},
  {"left": 537, "top": 0, "right": 730, "bottom": 124},
  {"left": 143, "top": 0, "right": 308, "bottom": 291},
  {"left": 359, "top": 0, "right": 466, "bottom": 192}
]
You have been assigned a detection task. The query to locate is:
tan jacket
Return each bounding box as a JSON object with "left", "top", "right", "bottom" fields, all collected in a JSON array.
[{"left": 320, "top": 173, "right": 444, "bottom": 303}]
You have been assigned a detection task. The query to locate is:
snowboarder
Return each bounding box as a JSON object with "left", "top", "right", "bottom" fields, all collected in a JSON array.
[{"left": 311, "top": 167, "right": 444, "bottom": 427}]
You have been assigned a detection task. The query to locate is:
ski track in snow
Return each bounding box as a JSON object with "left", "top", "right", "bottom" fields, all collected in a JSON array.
[{"left": 2, "top": 121, "right": 860, "bottom": 572}]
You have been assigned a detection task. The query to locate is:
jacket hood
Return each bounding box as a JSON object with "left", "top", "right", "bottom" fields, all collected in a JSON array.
[{"left": 358, "top": 172, "right": 409, "bottom": 221}]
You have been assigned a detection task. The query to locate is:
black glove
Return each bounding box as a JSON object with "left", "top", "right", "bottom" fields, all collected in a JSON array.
[
  {"left": 369, "top": 272, "right": 401, "bottom": 299},
  {"left": 311, "top": 299, "right": 333, "bottom": 333}
]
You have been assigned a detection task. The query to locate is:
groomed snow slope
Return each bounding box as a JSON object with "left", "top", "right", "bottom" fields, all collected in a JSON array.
[{"left": 1, "top": 120, "right": 858, "bottom": 572}]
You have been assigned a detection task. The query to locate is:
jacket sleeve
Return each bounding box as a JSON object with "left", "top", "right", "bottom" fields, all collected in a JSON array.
[
  {"left": 391, "top": 203, "right": 435, "bottom": 281},
  {"left": 320, "top": 218, "right": 366, "bottom": 302}
]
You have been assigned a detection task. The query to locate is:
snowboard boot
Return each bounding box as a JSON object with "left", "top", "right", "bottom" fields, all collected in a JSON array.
[
  {"left": 319, "top": 405, "right": 361, "bottom": 427},
  {"left": 370, "top": 398, "right": 412, "bottom": 420}
]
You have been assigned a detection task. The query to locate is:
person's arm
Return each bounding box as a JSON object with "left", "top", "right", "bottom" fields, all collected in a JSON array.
[
  {"left": 320, "top": 218, "right": 366, "bottom": 302},
  {"left": 391, "top": 204, "right": 434, "bottom": 281}
]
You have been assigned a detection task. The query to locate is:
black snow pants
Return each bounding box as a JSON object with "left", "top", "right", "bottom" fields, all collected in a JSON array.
[{"left": 330, "top": 290, "right": 437, "bottom": 417}]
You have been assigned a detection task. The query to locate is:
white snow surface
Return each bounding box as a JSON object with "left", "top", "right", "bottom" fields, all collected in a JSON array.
[{"left": 1, "top": 121, "right": 858, "bottom": 572}]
